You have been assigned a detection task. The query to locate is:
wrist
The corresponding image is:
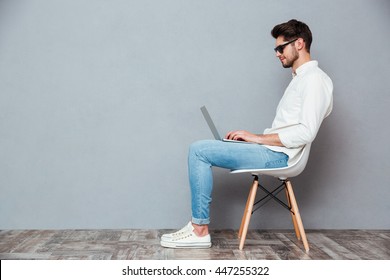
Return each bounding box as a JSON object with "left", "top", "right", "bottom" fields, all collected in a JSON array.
[{"left": 256, "top": 134, "right": 264, "bottom": 145}]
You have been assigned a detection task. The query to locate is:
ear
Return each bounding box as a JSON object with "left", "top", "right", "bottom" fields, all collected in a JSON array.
[{"left": 296, "top": 38, "right": 306, "bottom": 51}]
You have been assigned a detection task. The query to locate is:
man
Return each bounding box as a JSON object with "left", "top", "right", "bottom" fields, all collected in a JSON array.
[{"left": 160, "top": 19, "right": 333, "bottom": 248}]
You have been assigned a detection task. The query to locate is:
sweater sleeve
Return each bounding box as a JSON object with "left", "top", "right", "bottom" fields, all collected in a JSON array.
[{"left": 278, "top": 73, "right": 333, "bottom": 148}]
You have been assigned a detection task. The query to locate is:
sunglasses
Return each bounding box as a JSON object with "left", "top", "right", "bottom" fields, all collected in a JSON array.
[{"left": 274, "top": 38, "right": 298, "bottom": 54}]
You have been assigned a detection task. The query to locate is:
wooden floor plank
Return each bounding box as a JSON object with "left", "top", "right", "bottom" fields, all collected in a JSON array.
[
  {"left": 0, "top": 229, "right": 389, "bottom": 260},
  {"left": 309, "top": 232, "right": 362, "bottom": 260}
]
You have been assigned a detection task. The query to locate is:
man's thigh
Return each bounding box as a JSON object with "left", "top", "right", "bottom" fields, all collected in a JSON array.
[{"left": 191, "top": 140, "right": 285, "bottom": 170}]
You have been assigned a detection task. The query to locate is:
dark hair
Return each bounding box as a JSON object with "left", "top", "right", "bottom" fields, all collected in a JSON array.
[{"left": 271, "top": 19, "right": 312, "bottom": 52}]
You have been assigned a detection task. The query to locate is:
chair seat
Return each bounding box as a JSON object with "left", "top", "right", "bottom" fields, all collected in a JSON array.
[
  {"left": 230, "top": 143, "right": 311, "bottom": 180},
  {"left": 230, "top": 165, "right": 293, "bottom": 180}
]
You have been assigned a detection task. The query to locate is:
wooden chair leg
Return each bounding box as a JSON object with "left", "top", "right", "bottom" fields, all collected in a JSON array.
[
  {"left": 239, "top": 176, "right": 258, "bottom": 250},
  {"left": 285, "top": 180, "right": 309, "bottom": 252},
  {"left": 285, "top": 186, "right": 301, "bottom": 240},
  {"left": 238, "top": 178, "right": 255, "bottom": 239}
]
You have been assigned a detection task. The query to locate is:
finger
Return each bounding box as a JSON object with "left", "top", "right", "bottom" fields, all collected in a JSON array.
[{"left": 225, "top": 130, "right": 236, "bottom": 139}]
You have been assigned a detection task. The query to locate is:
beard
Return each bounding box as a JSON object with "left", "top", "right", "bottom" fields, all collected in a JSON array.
[{"left": 281, "top": 48, "right": 299, "bottom": 68}]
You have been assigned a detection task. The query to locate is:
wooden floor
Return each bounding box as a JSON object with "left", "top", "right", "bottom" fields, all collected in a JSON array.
[{"left": 0, "top": 229, "right": 389, "bottom": 260}]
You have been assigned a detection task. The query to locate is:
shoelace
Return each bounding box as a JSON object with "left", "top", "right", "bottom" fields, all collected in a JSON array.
[
  {"left": 174, "top": 233, "right": 193, "bottom": 241},
  {"left": 171, "top": 230, "right": 189, "bottom": 237}
]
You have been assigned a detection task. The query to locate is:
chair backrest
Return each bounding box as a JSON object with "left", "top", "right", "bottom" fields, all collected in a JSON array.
[{"left": 231, "top": 143, "right": 312, "bottom": 180}]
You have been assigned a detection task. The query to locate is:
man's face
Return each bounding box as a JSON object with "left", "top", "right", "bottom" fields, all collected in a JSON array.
[{"left": 275, "top": 36, "right": 299, "bottom": 68}]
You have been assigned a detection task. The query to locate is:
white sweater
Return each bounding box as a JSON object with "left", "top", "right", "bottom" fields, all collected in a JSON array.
[{"left": 264, "top": 60, "right": 333, "bottom": 164}]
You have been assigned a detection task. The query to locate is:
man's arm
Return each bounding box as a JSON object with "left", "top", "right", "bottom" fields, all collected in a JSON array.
[{"left": 225, "top": 130, "right": 284, "bottom": 146}]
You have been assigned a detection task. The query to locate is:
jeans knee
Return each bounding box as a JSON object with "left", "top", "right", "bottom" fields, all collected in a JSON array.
[
  {"left": 188, "top": 140, "right": 217, "bottom": 164},
  {"left": 189, "top": 140, "right": 211, "bottom": 154}
]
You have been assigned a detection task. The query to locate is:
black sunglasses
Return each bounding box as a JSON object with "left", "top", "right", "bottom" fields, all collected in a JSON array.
[{"left": 274, "top": 38, "right": 298, "bottom": 54}]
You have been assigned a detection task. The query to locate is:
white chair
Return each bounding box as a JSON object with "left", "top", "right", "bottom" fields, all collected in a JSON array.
[{"left": 230, "top": 143, "right": 311, "bottom": 252}]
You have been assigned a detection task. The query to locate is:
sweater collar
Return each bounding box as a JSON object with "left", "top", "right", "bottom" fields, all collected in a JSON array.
[{"left": 292, "top": 60, "right": 318, "bottom": 78}]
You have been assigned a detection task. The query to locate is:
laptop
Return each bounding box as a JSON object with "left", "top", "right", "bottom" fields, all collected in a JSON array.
[{"left": 200, "top": 105, "right": 249, "bottom": 143}]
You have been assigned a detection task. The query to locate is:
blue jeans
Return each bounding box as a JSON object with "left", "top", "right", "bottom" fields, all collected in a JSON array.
[{"left": 188, "top": 140, "right": 288, "bottom": 225}]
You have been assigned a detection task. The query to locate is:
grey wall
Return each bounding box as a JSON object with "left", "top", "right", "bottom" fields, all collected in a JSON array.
[{"left": 1, "top": 0, "right": 389, "bottom": 230}]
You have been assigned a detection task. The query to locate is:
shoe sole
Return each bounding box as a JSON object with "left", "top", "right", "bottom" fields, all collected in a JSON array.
[{"left": 160, "top": 240, "right": 212, "bottom": 249}]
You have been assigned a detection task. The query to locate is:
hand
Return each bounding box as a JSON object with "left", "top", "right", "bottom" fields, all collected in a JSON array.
[{"left": 225, "top": 130, "right": 259, "bottom": 143}]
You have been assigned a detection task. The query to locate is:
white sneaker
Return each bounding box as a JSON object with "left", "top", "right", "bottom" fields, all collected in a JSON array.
[
  {"left": 160, "top": 230, "right": 211, "bottom": 248},
  {"left": 160, "top": 222, "right": 193, "bottom": 242}
]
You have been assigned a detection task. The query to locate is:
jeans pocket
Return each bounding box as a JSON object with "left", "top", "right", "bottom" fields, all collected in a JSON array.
[{"left": 265, "top": 158, "right": 288, "bottom": 168}]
